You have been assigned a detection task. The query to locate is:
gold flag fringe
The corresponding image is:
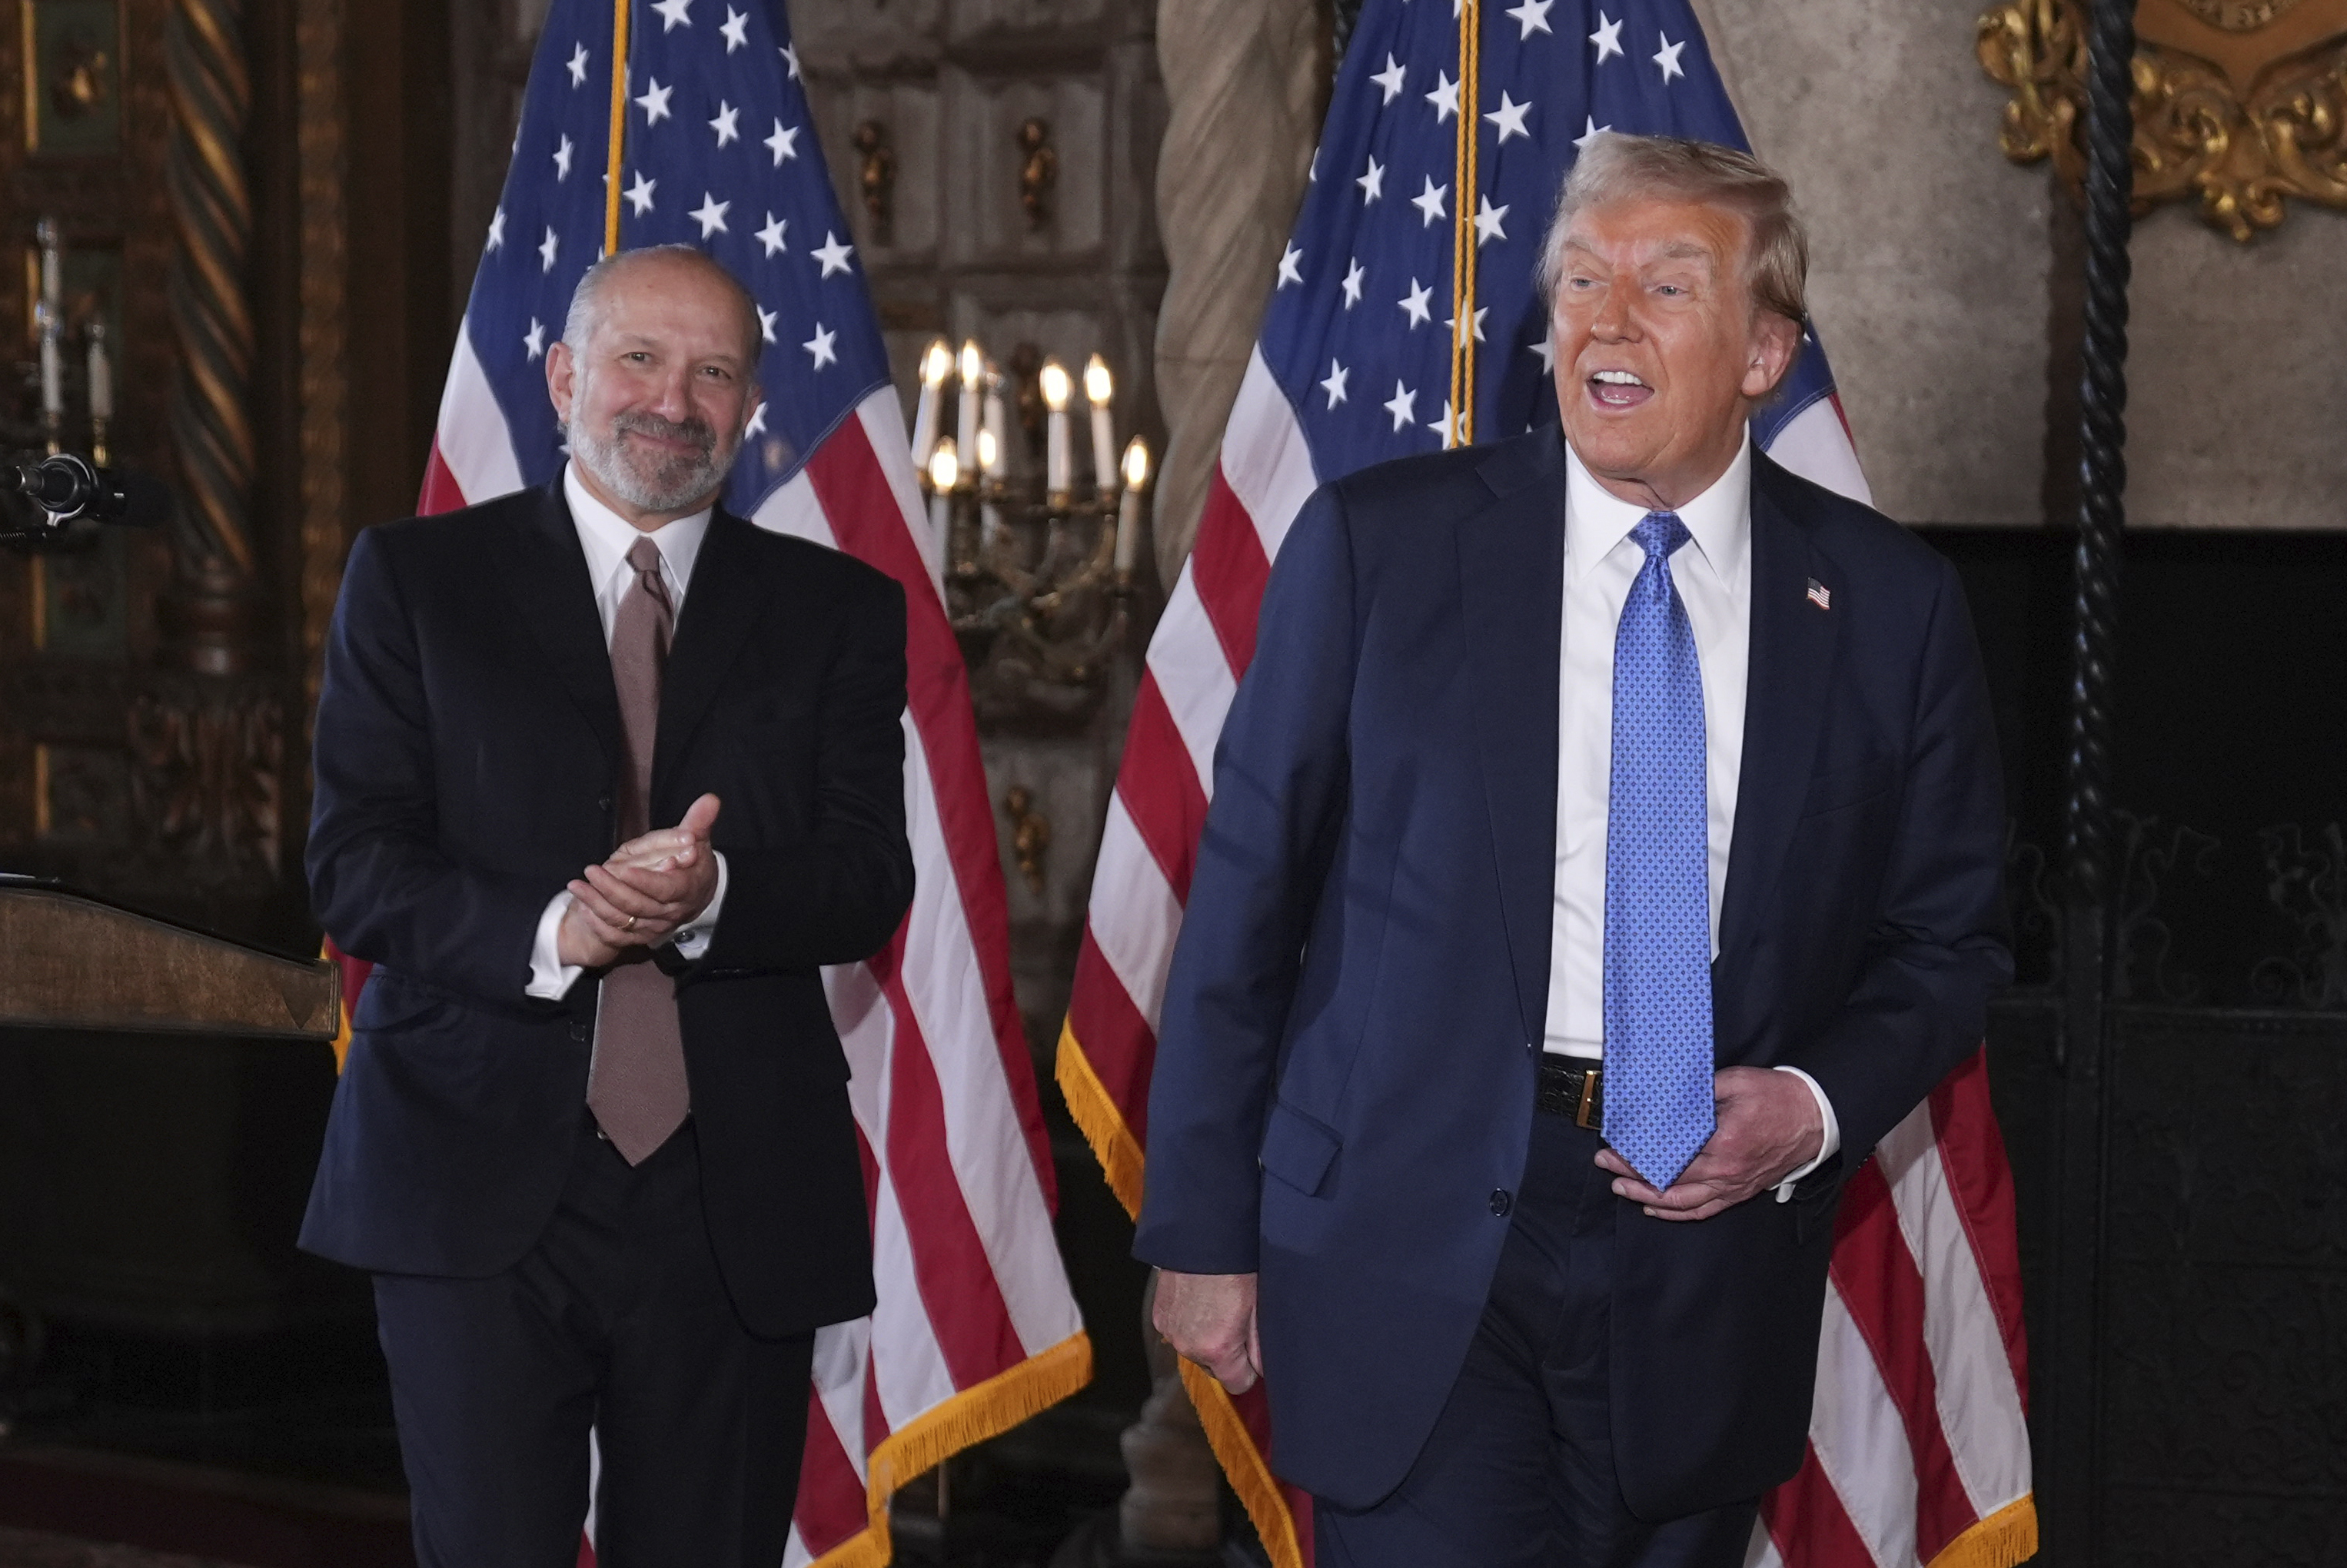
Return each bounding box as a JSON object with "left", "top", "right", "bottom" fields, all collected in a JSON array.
[
  {"left": 321, "top": 942, "right": 354, "bottom": 1072},
  {"left": 1178, "top": 1360, "right": 1306, "bottom": 1568},
  {"left": 1926, "top": 1495, "right": 2039, "bottom": 1568},
  {"left": 1055, "top": 1020, "right": 1145, "bottom": 1219},
  {"left": 811, "top": 1330, "right": 1095, "bottom": 1568},
  {"left": 1062, "top": 1022, "right": 1308, "bottom": 1567}
]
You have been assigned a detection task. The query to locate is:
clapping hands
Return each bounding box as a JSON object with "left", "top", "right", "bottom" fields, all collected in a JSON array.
[{"left": 554, "top": 793, "right": 723, "bottom": 968}]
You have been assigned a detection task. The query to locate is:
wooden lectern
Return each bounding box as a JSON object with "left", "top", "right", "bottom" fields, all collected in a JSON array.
[
  {"left": 0, "top": 876, "right": 349, "bottom": 1337},
  {"left": 0, "top": 876, "right": 339, "bottom": 1041}
]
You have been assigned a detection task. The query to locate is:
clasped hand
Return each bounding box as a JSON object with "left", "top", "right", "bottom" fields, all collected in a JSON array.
[
  {"left": 1593, "top": 1066, "right": 1823, "bottom": 1221},
  {"left": 555, "top": 793, "right": 722, "bottom": 968}
]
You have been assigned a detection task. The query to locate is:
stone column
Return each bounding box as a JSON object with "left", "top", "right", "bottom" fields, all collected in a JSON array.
[{"left": 1150, "top": 0, "right": 1328, "bottom": 583}]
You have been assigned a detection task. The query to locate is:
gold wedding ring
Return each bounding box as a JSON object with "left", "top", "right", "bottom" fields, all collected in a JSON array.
[{"left": 623, "top": 914, "right": 639, "bottom": 932}]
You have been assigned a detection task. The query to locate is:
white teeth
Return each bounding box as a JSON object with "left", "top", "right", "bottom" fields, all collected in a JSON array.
[{"left": 1592, "top": 370, "right": 1646, "bottom": 386}]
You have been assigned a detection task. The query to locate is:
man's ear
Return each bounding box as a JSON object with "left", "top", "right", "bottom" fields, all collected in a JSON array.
[
  {"left": 1740, "top": 311, "right": 1801, "bottom": 403},
  {"left": 546, "top": 340, "right": 577, "bottom": 424}
]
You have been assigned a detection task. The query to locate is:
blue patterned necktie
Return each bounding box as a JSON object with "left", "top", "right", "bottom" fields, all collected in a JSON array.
[{"left": 1601, "top": 513, "right": 1717, "bottom": 1191}]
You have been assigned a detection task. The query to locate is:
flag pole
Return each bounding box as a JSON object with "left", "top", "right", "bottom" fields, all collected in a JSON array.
[
  {"left": 604, "top": 0, "right": 632, "bottom": 253},
  {"left": 1447, "top": 0, "right": 1481, "bottom": 447}
]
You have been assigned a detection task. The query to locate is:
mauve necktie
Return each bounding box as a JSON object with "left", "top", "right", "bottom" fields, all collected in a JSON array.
[
  {"left": 586, "top": 536, "right": 690, "bottom": 1164},
  {"left": 1601, "top": 513, "right": 1718, "bottom": 1191}
]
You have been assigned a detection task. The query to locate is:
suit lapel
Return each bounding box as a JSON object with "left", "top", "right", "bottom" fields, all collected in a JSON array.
[
  {"left": 502, "top": 483, "right": 624, "bottom": 767},
  {"left": 1717, "top": 453, "right": 1842, "bottom": 965},
  {"left": 1458, "top": 432, "right": 1567, "bottom": 1047},
  {"left": 652, "top": 510, "right": 772, "bottom": 810}
]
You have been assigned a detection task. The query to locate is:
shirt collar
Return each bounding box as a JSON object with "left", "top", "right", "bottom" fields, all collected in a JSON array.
[
  {"left": 561, "top": 460, "right": 715, "bottom": 598},
  {"left": 1561, "top": 428, "right": 1752, "bottom": 593}
]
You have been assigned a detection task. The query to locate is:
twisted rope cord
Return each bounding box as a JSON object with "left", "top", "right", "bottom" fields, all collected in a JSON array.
[
  {"left": 2063, "top": 0, "right": 2133, "bottom": 915},
  {"left": 606, "top": 0, "right": 632, "bottom": 252},
  {"left": 164, "top": 0, "right": 255, "bottom": 576},
  {"left": 1447, "top": 0, "right": 1480, "bottom": 447}
]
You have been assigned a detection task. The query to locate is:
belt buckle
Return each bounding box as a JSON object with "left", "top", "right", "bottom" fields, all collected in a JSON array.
[{"left": 1575, "top": 1067, "right": 1601, "bottom": 1130}]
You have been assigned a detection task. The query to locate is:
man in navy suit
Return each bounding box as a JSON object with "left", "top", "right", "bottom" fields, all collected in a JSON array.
[
  {"left": 302, "top": 246, "right": 912, "bottom": 1566},
  {"left": 1137, "top": 136, "right": 2010, "bottom": 1566}
]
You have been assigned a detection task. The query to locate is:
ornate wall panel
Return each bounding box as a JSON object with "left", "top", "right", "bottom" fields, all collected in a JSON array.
[
  {"left": 0, "top": 0, "right": 313, "bottom": 942},
  {"left": 2099, "top": 1008, "right": 2347, "bottom": 1565},
  {"left": 951, "top": 74, "right": 1106, "bottom": 259},
  {"left": 1981, "top": 0, "right": 2347, "bottom": 241},
  {"left": 292, "top": 0, "right": 341, "bottom": 724}
]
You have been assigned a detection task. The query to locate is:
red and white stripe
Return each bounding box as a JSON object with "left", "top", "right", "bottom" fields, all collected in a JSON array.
[
  {"left": 417, "top": 342, "right": 1088, "bottom": 1568},
  {"left": 1061, "top": 354, "right": 2034, "bottom": 1568}
]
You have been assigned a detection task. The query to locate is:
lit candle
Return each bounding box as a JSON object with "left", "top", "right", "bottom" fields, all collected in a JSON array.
[
  {"left": 1039, "top": 358, "right": 1072, "bottom": 499},
  {"left": 911, "top": 338, "right": 950, "bottom": 469},
  {"left": 926, "top": 438, "right": 959, "bottom": 550},
  {"left": 1116, "top": 437, "right": 1149, "bottom": 577},
  {"left": 38, "top": 312, "right": 62, "bottom": 420},
  {"left": 956, "top": 339, "right": 983, "bottom": 468},
  {"left": 35, "top": 220, "right": 64, "bottom": 442},
  {"left": 982, "top": 372, "right": 1007, "bottom": 480},
  {"left": 37, "top": 218, "right": 62, "bottom": 317},
  {"left": 86, "top": 320, "right": 112, "bottom": 422},
  {"left": 1084, "top": 355, "right": 1116, "bottom": 497},
  {"left": 975, "top": 427, "right": 1002, "bottom": 548}
]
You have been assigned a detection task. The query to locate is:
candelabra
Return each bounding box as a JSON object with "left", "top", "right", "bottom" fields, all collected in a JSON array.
[
  {"left": 5, "top": 218, "right": 121, "bottom": 543},
  {"left": 911, "top": 338, "right": 1151, "bottom": 723}
]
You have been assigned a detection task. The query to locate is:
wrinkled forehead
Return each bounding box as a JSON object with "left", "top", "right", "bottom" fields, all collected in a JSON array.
[
  {"left": 591, "top": 258, "right": 760, "bottom": 362},
  {"left": 1563, "top": 196, "right": 1751, "bottom": 274}
]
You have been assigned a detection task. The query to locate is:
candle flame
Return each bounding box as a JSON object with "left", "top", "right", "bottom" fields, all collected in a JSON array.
[
  {"left": 975, "top": 427, "right": 999, "bottom": 475},
  {"left": 921, "top": 339, "right": 952, "bottom": 387},
  {"left": 1084, "top": 354, "right": 1112, "bottom": 407},
  {"left": 1039, "top": 359, "right": 1071, "bottom": 412},
  {"left": 1122, "top": 437, "right": 1150, "bottom": 490},
  {"left": 929, "top": 437, "right": 960, "bottom": 492},
  {"left": 959, "top": 340, "right": 983, "bottom": 388}
]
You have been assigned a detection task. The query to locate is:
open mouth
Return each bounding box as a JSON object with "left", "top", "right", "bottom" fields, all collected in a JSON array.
[{"left": 1586, "top": 369, "right": 1654, "bottom": 410}]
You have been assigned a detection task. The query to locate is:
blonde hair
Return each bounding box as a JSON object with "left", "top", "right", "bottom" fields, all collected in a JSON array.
[{"left": 1534, "top": 133, "right": 1807, "bottom": 326}]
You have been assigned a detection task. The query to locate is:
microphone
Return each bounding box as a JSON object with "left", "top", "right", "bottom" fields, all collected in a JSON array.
[{"left": 2, "top": 454, "right": 171, "bottom": 527}]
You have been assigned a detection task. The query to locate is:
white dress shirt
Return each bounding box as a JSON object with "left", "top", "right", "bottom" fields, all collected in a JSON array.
[
  {"left": 1539, "top": 434, "right": 1837, "bottom": 1196},
  {"left": 524, "top": 462, "right": 729, "bottom": 998}
]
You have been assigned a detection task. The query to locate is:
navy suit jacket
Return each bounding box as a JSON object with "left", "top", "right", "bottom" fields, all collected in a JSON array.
[
  {"left": 1132, "top": 429, "right": 2010, "bottom": 1516},
  {"left": 299, "top": 482, "right": 913, "bottom": 1339}
]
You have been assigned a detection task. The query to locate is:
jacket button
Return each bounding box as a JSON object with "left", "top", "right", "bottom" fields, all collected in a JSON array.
[
  {"left": 1490, "top": 1188, "right": 1513, "bottom": 1217},
  {"left": 596, "top": 795, "right": 613, "bottom": 812},
  {"left": 570, "top": 1021, "right": 589, "bottom": 1041}
]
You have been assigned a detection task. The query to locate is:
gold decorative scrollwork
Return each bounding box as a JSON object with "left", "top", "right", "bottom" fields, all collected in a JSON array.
[{"left": 1978, "top": 0, "right": 2347, "bottom": 241}]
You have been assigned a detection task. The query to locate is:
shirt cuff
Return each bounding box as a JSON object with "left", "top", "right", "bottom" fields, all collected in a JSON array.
[
  {"left": 671, "top": 851, "right": 727, "bottom": 962},
  {"left": 1771, "top": 1065, "right": 1840, "bottom": 1204},
  {"left": 526, "top": 892, "right": 582, "bottom": 1000}
]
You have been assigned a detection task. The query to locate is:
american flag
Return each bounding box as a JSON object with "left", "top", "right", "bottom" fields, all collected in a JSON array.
[
  {"left": 1054, "top": 4, "right": 2036, "bottom": 1567},
  {"left": 328, "top": 1, "right": 1094, "bottom": 1561}
]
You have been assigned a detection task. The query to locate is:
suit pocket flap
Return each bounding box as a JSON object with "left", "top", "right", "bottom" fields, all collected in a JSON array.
[{"left": 1259, "top": 1101, "right": 1341, "bottom": 1197}]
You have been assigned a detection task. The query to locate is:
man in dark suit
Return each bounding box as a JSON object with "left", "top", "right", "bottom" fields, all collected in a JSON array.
[
  {"left": 301, "top": 244, "right": 913, "bottom": 1566},
  {"left": 1137, "top": 136, "right": 2010, "bottom": 1566}
]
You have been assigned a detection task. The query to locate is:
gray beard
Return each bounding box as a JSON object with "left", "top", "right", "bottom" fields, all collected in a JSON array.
[{"left": 567, "top": 410, "right": 736, "bottom": 514}]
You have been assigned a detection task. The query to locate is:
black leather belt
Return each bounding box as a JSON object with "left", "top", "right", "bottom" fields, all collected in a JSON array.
[{"left": 1535, "top": 1055, "right": 1604, "bottom": 1128}]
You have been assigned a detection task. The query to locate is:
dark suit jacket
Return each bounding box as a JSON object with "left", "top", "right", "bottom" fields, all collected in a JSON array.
[
  {"left": 299, "top": 481, "right": 913, "bottom": 1339},
  {"left": 1132, "top": 430, "right": 2010, "bottom": 1516}
]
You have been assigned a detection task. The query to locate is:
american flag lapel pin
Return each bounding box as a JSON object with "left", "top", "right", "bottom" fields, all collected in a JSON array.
[{"left": 1806, "top": 578, "right": 1832, "bottom": 611}]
